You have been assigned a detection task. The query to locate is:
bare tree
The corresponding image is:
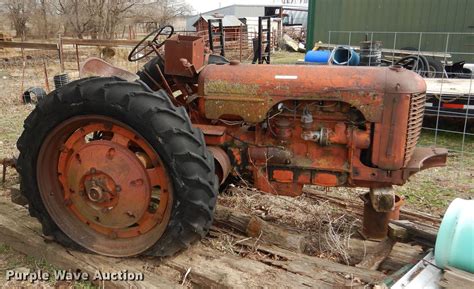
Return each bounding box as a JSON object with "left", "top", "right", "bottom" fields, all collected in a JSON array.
[
  {"left": 55, "top": 0, "right": 134, "bottom": 39},
  {"left": 132, "top": 0, "right": 191, "bottom": 27},
  {"left": 39, "top": 0, "right": 49, "bottom": 39},
  {"left": 6, "top": 0, "right": 34, "bottom": 39},
  {"left": 56, "top": 0, "right": 101, "bottom": 39},
  {"left": 155, "top": 0, "right": 191, "bottom": 26},
  {"left": 102, "top": 0, "right": 135, "bottom": 39},
  {"left": 4, "top": 0, "right": 189, "bottom": 40},
  {"left": 28, "top": 0, "right": 52, "bottom": 39}
]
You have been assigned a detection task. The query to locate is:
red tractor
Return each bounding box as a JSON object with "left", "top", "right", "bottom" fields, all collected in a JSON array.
[{"left": 16, "top": 26, "right": 447, "bottom": 257}]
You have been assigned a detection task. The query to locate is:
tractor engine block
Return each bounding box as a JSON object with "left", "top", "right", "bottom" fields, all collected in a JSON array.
[{"left": 192, "top": 63, "right": 447, "bottom": 196}]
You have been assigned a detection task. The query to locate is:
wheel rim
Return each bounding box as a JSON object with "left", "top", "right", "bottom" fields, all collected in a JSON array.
[{"left": 37, "top": 115, "right": 173, "bottom": 256}]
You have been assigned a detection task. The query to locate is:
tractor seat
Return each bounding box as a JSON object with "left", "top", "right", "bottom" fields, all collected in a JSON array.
[
  {"left": 80, "top": 57, "right": 139, "bottom": 82},
  {"left": 207, "top": 54, "right": 230, "bottom": 65}
]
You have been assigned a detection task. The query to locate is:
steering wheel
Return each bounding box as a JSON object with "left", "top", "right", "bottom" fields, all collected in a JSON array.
[{"left": 128, "top": 25, "right": 174, "bottom": 62}]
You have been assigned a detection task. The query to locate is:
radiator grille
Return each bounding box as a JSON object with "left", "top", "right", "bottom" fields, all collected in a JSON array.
[{"left": 404, "top": 93, "right": 426, "bottom": 166}]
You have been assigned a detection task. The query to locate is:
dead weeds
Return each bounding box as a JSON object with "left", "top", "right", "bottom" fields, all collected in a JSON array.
[{"left": 217, "top": 185, "right": 360, "bottom": 264}]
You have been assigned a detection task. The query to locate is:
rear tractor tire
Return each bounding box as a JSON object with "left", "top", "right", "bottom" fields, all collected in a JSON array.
[{"left": 16, "top": 77, "right": 218, "bottom": 257}]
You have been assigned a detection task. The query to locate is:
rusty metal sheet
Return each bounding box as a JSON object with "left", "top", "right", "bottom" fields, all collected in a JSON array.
[
  {"left": 165, "top": 35, "right": 205, "bottom": 77},
  {"left": 198, "top": 64, "right": 426, "bottom": 123}
]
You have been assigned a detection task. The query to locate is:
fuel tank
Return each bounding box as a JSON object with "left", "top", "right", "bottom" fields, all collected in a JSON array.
[{"left": 198, "top": 64, "right": 426, "bottom": 123}]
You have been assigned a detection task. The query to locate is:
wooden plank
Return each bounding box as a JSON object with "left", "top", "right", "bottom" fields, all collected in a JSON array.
[
  {"left": 356, "top": 238, "right": 396, "bottom": 270},
  {"left": 61, "top": 38, "right": 140, "bottom": 47},
  {"left": 208, "top": 228, "right": 372, "bottom": 286},
  {"left": 0, "top": 40, "right": 58, "bottom": 50},
  {"left": 439, "top": 266, "right": 474, "bottom": 288},
  {"left": 214, "top": 205, "right": 424, "bottom": 273},
  {"left": 215, "top": 203, "right": 423, "bottom": 272},
  {"left": 213, "top": 205, "right": 387, "bottom": 283},
  {"left": 425, "top": 78, "right": 474, "bottom": 96},
  {"left": 390, "top": 220, "right": 438, "bottom": 247},
  {"left": 254, "top": 242, "right": 387, "bottom": 284},
  {"left": 0, "top": 198, "right": 346, "bottom": 288},
  {"left": 166, "top": 243, "right": 333, "bottom": 288},
  {"left": 348, "top": 239, "right": 424, "bottom": 272},
  {"left": 214, "top": 205, "right": 308, "bottom": 253},
  {"left": 0, "top": 199, "right": 180, "bottom": 288}
]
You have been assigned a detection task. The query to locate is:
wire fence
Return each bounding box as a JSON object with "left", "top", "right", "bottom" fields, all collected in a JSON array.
[
  {"left": 0, "top": 30, "right": 265, "bottom": 105},
  {"left": 325, "top": 31, "right": 473, "bottom": 162},
  {"left": 176, "top": 29, "right": 281, "bottom": 61}
]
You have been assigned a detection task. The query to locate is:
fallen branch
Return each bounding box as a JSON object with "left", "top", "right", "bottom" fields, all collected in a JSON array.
[{"left": 214, "top": 205, "right": 308, "bottom": 253}]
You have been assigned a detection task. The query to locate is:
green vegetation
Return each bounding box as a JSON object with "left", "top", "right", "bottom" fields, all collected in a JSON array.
[
  {"left": 241, "top": 50, "right": 306, "bottom": 64},
  {"left": 270, "top": 51, "right": 306, "bottom": 64},
  {"left": 396, "top": 130, "right": 474, "bottom": 215},
  {"left": 0, "top": 244, "right": 11, "bottom": 254}
]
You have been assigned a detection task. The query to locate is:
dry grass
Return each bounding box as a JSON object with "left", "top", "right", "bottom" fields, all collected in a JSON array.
[{"left": 216, "top": 186, "right": 359, "bottom": 264}]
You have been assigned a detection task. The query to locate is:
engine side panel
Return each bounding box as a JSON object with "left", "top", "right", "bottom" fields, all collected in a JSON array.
[{"left": 198, "top": 64, "right": 426, "bottom": 123}]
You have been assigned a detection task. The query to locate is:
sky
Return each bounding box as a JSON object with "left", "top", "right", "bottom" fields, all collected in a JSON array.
[{"left": 186, "top": 0, "right": 286, "bottom": 14}]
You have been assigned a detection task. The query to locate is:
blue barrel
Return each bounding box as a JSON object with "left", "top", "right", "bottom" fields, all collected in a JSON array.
[
  {"left": 329, "top": 46, "right": 360, "bottom": 66},
  {"left": 305, "top": 50, "right": 331, "bottom": 63},
  {"left": 435, "top": 198, "right": 474, "bottom": 273}
]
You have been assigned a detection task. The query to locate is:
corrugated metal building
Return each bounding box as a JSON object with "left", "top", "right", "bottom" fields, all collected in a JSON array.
[
  {"left": 186, "top": 4, "right": 308, "bottom": 33},
  {"left": 186, "top": 5, "right": 276, "bottom": 31},
  {"left": 192, "top": 15, "right": 245, "bottom": 41},
  {"left": 306, "top": 0, "right": 474, "bottom": 61}
]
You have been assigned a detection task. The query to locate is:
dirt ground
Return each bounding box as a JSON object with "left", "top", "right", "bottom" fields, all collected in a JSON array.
[{"left": 0, "top": 47, "right": 473, "bottom": 287}]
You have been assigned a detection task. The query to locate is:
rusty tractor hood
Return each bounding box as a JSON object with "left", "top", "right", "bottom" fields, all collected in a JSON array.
[{"left": 198, "top": 64, "right": 426, "bottom": 123}]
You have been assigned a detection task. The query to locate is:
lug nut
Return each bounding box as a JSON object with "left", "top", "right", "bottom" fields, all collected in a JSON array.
[{"left": 106, "top": 148, "right": 116, "bottom": 160}]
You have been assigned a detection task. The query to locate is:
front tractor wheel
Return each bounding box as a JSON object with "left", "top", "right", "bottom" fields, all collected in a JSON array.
[{"left": 16, "top": 77, "right": 218, "bottom": 257}]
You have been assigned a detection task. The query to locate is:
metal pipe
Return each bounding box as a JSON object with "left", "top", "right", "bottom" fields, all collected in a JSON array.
[{"left": 361, "top": 191, "right": 405, "bottom": 240}]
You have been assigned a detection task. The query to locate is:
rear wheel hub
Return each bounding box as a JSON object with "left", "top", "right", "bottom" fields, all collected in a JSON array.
[
  {"left": 62, "top": 138, "right": 152, "bottom": 231},
  {"left": 37, "top": 116, "right": 174, "bottom": 256}
]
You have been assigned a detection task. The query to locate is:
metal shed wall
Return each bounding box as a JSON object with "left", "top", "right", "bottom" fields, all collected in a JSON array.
[{"left": 306, "top": 0, "right": 474, "bottom": 61}]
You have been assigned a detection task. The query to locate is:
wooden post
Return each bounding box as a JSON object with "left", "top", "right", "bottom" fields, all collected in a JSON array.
[
  {"left": 239, "top": 24, "right": 243, "bottom": 62},
  {"left": 75, "top": 44, "right": 80, "bottom": 76},
  {"left": 43, "top": 59, "right": 50, "bottom": 92},
  {"left": 20, "top": 47, "right": 25, "bottom": 103},
  {"left": 58, "top": 34, "right": 64, "bottom": 72}
]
